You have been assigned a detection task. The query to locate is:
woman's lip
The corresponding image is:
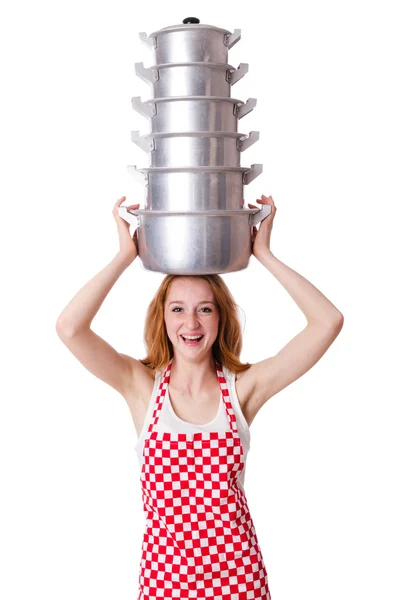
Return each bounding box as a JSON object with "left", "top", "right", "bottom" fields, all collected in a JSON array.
[{"left": 180, "top": 334, "right": 204, "bottom": 337}]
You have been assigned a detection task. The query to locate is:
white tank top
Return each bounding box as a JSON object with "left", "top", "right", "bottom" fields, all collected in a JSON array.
[{"left": 135, "top": 365, "right": 251, "bottom": 491}]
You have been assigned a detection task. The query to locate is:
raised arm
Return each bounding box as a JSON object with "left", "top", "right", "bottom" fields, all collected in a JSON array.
[
  {"left": 245, "top": 194, "right": 344, "bottom": 417},
  {"left": 56, "top": 197, "right": 142, "bottom": 396}
]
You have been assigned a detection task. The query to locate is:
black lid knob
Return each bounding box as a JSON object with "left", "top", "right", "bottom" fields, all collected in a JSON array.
[{"left": 183, "top": 17, "right": 200, "bottom": 24}]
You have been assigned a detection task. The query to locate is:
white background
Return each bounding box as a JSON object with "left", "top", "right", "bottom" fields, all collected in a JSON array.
[{"left": 1, "top": 1, "right": 396, "bottom": 599}]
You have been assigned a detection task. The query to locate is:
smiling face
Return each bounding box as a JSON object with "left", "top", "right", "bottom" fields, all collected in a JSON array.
[{"left": 164, "top": 278, "right": 220, "bottom": 358}]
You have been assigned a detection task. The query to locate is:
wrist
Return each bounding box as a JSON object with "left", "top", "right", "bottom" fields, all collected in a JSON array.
[
  {"left": 256, "top": 249, "right": 274, "bottom": 264},
  {"left": 115, "top": 251, "right": 135, "bottom": 269}
]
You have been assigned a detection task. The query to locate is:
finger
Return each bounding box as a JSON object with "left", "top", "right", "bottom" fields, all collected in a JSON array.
[{"left": 113, "top": 197, "right": 126, "bottom": 212}]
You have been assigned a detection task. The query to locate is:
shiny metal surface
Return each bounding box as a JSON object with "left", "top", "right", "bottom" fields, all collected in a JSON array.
[
  {"left": 128, "top": 164, "right": 263, "bottom": 187},
  {"left": 130, "top": 131, "right": 260, "bottom": 167},
  {"left": 131, "top": 96, "right": 257, "bottom": 134},
  {"left": 139, "top": 25, "right": 241, "bottom": 64},
  {"left": 128, "top": 164, "right": 263, "bottom": 211},
  {"left": 118, "top": 205, "right": 271, "bottom": 274},
  {"left": 135, "top": 62, "right": 248, "bottom": 98},
  {"left": 129, "top": 168, "right": 254, "bottom": 211},
  {"left": 121, "top": 20, "right": 265, "bottom": 274}
]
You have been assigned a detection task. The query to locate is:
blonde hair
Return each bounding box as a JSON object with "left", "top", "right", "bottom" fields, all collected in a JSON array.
[{"left": 139, "top": 274, "right": 252, "bottom": 375}]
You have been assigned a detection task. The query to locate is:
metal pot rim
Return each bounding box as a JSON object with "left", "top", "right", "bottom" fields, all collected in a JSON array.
[
  {"left": 146, "top": 62, "right": 234, "bottom": 70},
  {"left": 143, "top": 95, "right": 244, "bottom": 105},
  {"left": 138, "top": 166, "right": 251, "bottom": 173},
  {"left": 141, "top": 131, "right": 245, "bottom": 139},
  {"left": 126, "top": 208, "right": 259, "bottom": 215}
]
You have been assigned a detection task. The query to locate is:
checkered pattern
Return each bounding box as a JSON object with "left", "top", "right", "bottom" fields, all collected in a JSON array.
[{"left": 137, "top": 358, "right": 271, "bottom": 599}]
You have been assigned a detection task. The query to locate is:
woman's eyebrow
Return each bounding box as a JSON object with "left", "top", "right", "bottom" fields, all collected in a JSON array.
[{"left": 168, "top": 301, "right": 215, "bottom": 305}]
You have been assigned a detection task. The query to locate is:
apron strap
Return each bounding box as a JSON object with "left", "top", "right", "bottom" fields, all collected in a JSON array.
[{"left": 147, "top": 357, "right": 239, "bottom": 435}]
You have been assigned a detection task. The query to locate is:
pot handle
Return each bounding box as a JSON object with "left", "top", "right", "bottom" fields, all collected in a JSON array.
[
  {"left": 249, "top": 204, "right": 272, "bottom": 226},
  {"left": 237, "top": 131, "right": 260, "bottom": 152},
  {"left": 131, "top": 96, "right": 157, "bottom": 119},
  {"left": 227, "top": 63, "right": 249, "bottom": 85},
  {"left": 131, "top": 131, "right": 154, "bottom": 152},
  {"left": 243, "top": 164, "right": 263, "bottom": 185},
  {"left": 139, "top": 32, "right": 156, "bottom": 49},
  {"left": 118, "top": 205, "right": 140, "bottom": 225},
  {"left": 127, "top": 165, "right": 148, "bottom": 185},
  {"left": 235, "top": 98, "right": 257, "bottom": 119},
  {"left": 135, "top": 62, "right": 159, "bottom": 84},
  {"left": 224, "top": 29, "right": 241, "bottom": 49}
]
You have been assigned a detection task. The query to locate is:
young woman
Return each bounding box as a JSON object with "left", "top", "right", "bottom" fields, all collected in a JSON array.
[{"left": 56, "top": 194, "right": 343, "bottom": 599}]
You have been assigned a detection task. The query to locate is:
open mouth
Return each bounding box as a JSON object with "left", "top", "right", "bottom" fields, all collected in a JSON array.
[{"left": 180, "top": 335, "right": 204, "bottom": 346}]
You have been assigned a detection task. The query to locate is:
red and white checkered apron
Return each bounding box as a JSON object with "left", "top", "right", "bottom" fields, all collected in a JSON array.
[{"left": 138, "top": 357, "right": 271, "bottom": 599}]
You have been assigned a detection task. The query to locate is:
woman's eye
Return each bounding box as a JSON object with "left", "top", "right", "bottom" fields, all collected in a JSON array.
[{"left": 172, "top": 307, "right": 211, "bottom": 313}]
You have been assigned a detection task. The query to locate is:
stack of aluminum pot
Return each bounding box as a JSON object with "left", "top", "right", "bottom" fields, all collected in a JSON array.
[{"left": 118, "top": 18, "right": 271, "bottom": 274}]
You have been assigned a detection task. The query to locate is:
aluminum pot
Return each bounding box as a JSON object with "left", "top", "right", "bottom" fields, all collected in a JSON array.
[
  {"left": 118, "top": 205, "right": 272, "bottom": 275},
  {"left": 135, "top": 62, "right": 248, "bottom": 98},
  {"left": 131, "top": 96, "right": 257, "bottom": 134},
  {"left": 130, "top": 131, "right": 260, "bottom": 168},
  {"left": 127, "top": 165, "right": 263, "bottom": 211},
  {"left": 139, "top": 20, "right": 241, "bottom": 65}
]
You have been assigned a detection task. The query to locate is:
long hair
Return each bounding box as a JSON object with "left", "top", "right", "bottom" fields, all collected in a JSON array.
[{"left": 139, "top": 274, "right": 252, "bottom": 375}]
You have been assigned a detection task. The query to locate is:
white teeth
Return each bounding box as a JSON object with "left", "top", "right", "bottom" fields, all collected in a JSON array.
[{"left": 182, "top": 335, "right": 202, "bottom": 340}]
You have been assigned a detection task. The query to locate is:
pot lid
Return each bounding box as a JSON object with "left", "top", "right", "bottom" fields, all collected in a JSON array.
[{"left": 149, "top": 18, "right": 232, "bottom": 37}]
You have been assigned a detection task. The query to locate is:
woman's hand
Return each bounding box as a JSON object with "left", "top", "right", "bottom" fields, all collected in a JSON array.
[
  {"left": 248, "top": 194, "right": 277, "bottom": 258},
  {"left": 113, "top": 196, "right": 140, "bottom": 263}
]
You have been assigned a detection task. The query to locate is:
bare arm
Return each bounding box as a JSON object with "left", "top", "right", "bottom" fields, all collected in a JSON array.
[
  {"left": 255, "top": 250, "right": 343, "bottom": 326},
  {"left": 56, "top": 252, "right": 133, "bottom": 335},
  {"left": 247, "top": 250, "right": 343, "bottom": 415},
  {"left": 56, "top": 197, "right": 142, "bottom": 396}
]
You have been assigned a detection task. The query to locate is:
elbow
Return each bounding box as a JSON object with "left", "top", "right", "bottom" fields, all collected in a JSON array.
[
  {"left": 56, "top": 318, "right": 74, "bottom": 338},
  {"left": 336, "top": 312, "right": 344, "bottom": 326},
  {"left": 310, "top": 312, "right": 344, "bottom": 330},
  {"left": 330, "top": 312, "right": 344, "bottom": 332}
]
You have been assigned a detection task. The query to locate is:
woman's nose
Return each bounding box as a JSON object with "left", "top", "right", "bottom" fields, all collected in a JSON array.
[{"left": 185, "top": 313, "right": 200, "bottom": 326}]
